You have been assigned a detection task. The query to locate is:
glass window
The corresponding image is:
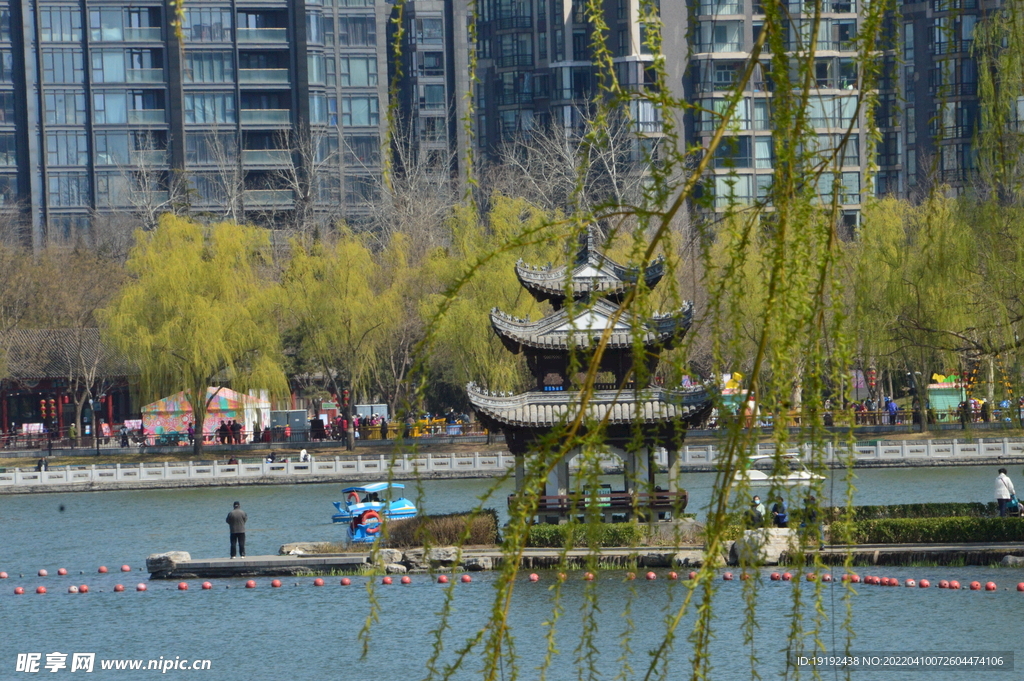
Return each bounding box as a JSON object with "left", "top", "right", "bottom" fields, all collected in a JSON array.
[
  {"left": 94, "top": 132, "right": 129, "bottom": 165},
  {"left": 183, "top": 8, "right": 232, "bottom": 42},
  {"left": 714, "top": 174, "right": 753, "bottom": 207},
  {"left": 43, "top": 49, "right": 84, "bottom": 83},
  {"left": 754, "top": 137, "right": 772, "bottom": 168},
  {"left": 186, "top": 133, "right": 237, "bottom": 164},
  {"left": 44, "top": 90, "right": 86, "bottom": 124},
  {"left": 89, "top": 9, "right": 121, "bottom": 41},
  {"left": 341, "top": 96, "right": 379, "bottom": 126},
  {"left": 0, "top": 9, "right": 10, "bottom": 41},
  {"left": 0, "top": 50, "right": 12, "bottom": 83},
  {"left": 340, "top": 56, "right": 377, "bottom": 86},
  {"left": 0, "top": 92, "right": 14, "bottom": 123},
  {"left": 308, "top": 54, "right": 324, "bottom": 84},
  {"left": 0, "top": 133, "right": 15, "bottom": 166},
  {"left": 91, "top": 50, "right": 126, "bottom": 83},
  {"left": 185, "top": 51, "right": 234, "bottom": 83},
  {"left": 184, "top": 92, "right": 236, "bottom": 123},
  {"left": 47, "top": 173, "right": 90, "bottom": 207},
  {"left": 343, "top": 135, "right": 379, "bottom": 165},
  {"left": 46, "top": 131, "right": 87, "bottom": 166},
  {"left": 41, "top": 8, "right": 83, "bottom": 42},
  {"left": 415, "top": 18, "right": 442, "bottom": 43},
  {"left": 422, "top": 84, "right": 445, "bottom": 109},
  {"left": 713, "top": 136, "right": 751, "bottom": 168},
  {"left": 92, "top": 91, "right": 127, "bottom": 123},
  {"left": 338, "top": 16, "right": 376, "bottom": 46}
]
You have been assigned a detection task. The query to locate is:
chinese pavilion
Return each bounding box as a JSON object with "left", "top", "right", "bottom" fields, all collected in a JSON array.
[{"left": 467, "top": 228, "right": 710, "bottom": 522}]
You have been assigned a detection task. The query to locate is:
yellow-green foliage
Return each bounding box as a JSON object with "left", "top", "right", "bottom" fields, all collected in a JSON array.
[{"left": 100, "top": 215, "right": 288, "bottom": 449}]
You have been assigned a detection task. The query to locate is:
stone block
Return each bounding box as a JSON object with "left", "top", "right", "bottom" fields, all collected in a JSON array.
[
  {"left": 278, "top": 542, "right": 328, "bottom": 555},
  {"left": 146, "top": 551, "right": 191, "bottom": 573},
  {"left": 728, "top": 528, "right": 794, "bottom": 566},
  {"left": 374, "top": 549, "right": 404, "bottom": 565},
  {"left": 1000, "top": 554, "right": 1024, "bottom": 567},
  {"left": 403, "top": 546, "right": 461, "bottom": 570},
  {"left": 385, "top": 563, "right": 408, "bottom": 574},
  {"left": 462, "top": 556, "right": 493, "bottom": 571}
]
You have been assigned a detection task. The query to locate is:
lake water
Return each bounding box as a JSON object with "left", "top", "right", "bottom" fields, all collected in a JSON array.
[{"left": 1, "top": 466, "right": 1022, "bottom": 679}]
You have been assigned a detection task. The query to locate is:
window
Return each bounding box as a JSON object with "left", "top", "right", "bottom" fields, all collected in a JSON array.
[
  {"left": 323, "top": 17, "right": 334, "bottom": 46},
  {"left": 91, "top": 50, "right": 125, "bottom": 83},
  {"left": 421, "top": 84, "right": 445, "bottom": 109},
  {"left": 414, "top": 18, "right": 442, "bottom": 43},
  {"left": 92, "top": 91, "right": 127, "bottom": 123},
  {"left": 0, "top": 92, "right": 13, "bottom": 123},
  {"left": 343, "top": 135, "right": 379, "bottom": 166},
  {"left": 47, "top": 131, "right": 87, "bottom": 166},
  {"left": 307, "top": 12, "right": 322, "bottom": 44},
  {"left": 417, "top": 52, "right": 444, "bottom": 76},
  {"left": 754, "top": 137, "right": 772, "bottom": 168},
  {"left": 48, "top": 173, "right": 90, "bottom": 207},
  {"left": 326, "top": 56, "right": 336, "bottom": 86},
  {"left": 40, "top": 8, "right": 82, "bottom": 42},
  {"left": 714, "top": 174, "right": 753, "bottom": 207},
  {"left": 184, "top": 92, "right": 236, "bottom": 123},
  {"left": 95, "top": 172, "right": 133, "bottom": 207},
  {"left": 310, "top": 94, "right": 326, "bottom": 123},
  {"left": 714, "top": 136, "right": 751, "bottom": 168},
  {"left": 94, "top": 132, "right": 129, "bottom": 165},
  {"left": 43, "top": 49, "right": 84, "bottom": 83},
  {"left": 338, "top": 0, "right": 375, "bottom": 6},
  {"left": 753, "top": 99, "right": 769, "bottom": 129},
  {"left": 90, "top": 8, "right": 122, "bottom": 41},
  {"left": 345, "top": 175, "right": 377, "bottom": 205},
  {"left": 553, "top": 29, "right": 564, "bottom": 60},
  {"left": 0, "top": 51, "right": 11, "bottom": 83},
  {"left": 340, "top": 56, "right": 377, "bottom": 86},
  {"left": 339, "top": 16, "right": 376, "bottom": 46},
  {"left": 341, "top": 96, "right": 378, "bottom": 126},
  {"left": 183, "top": 8, "right": 232, "bottom": 42},
  {"left": 185, "top": 51, "right": 234, "bottom": 83},
  {"left": 44, "top": 90, "right": 86, "bottom": 124},
  {"left": 186, "top": 133, "right": 237, "bottom": 164},
  {"left": 0, "top": 9, "right": 9, "bottom": 40},
  {"left": 308, "top": 54, "right": 324, "bottom": 84},
  {"left": 0, "top": 133, "right": 14, "bottom": 165},
  {"left": 699, "top": 21, "right": 741, "bottom": 52}
]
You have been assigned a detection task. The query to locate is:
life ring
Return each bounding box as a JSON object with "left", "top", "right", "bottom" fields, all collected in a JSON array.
[
  {"left": 359, "top": 510, "right": 382, "bottom": 534},
  {"left": 346, "top": 492, "right": 360, "bottom": 505}
]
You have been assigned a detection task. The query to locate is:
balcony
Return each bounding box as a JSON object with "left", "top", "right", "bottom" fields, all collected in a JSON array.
[
  {"left": 126, "top": 68, "right": 164, "bottom": 84},
  {"left": 131, "top": 150, "right": 169, "bottom": 165},
  {"left": 245, "top": 189, "right": 294, "bottom": 205},
  {"left": 242, "top": 149, "right": 291, "bottom": 164},
  {"left": 123, "top": 27, "right": 162, "bottom": 41},
  {"left": 240, "top": 109, "right": 291, "bottom": 124},
  {"left": 494, "top": 16, "right": 532, "bottom": 29},
  {"left": 237, "top": 28, "right": 287, "bottom": 43},
  {"left": 128, "top": 109, "right": 166, "bottom": 124},
  {"left": 496, "top": 54, "right": 534, "bottom": 68},
  {"left": 239, "top": 68, "right": 289, "bottom": 84}
]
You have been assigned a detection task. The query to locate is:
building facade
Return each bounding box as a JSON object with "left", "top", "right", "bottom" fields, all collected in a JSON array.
[{"left": 6, "top": 0, "right": 387, "bottom": 247}]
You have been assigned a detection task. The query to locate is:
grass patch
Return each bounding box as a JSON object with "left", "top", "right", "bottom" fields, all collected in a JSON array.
[
  {"left": 525, "top": 522, "right": 647, "bottom": 548},
  {"left": 385, "top": 510, "right": 500, "bottom": 548},
  {"left": 832, "top": 502, "right": 998, "bottom": 521},
  {"left": 833, "top": 517, "right": 1024, "bottom": 544}
]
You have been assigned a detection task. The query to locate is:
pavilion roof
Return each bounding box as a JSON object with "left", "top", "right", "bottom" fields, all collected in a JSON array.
[
  {"left": 466, "top": 383, "right": 709, "bottom": 428},
  {"left": 491, "top": 298, "right": 692, "bottom": 353},
  {"left": 3, "top": 329, "right": 136, "bottom": 380}
]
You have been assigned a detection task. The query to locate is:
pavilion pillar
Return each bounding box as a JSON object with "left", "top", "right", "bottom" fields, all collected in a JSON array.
[
  {"left": 514, "top": 453, "right": 525, "bottom": 492},
  {"left": 647, "top": 447, "right": 657, "bottom": 489},
  {"left": 667, "top": 449, "right": 680, "bottom": 492},
  {"left": 545, "top": 454, "right": 569, "bottom": 496}
]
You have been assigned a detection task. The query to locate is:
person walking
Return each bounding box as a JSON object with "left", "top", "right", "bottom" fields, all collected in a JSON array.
[
  {"left": 226, "top": 501, "right": 247, "bottom": 558},
  {"left": 995, "top": 468, "right": 1016, "bottom": 517}
]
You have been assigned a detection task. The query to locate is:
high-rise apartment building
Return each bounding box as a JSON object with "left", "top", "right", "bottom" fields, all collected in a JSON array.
[{"left": 6, "top": 0, "right": 387, "bottom": 247}]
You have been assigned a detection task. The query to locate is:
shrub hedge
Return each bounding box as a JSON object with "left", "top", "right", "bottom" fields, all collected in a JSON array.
[
  {"left": 387, "top": 509, "right": 500, "bottom": 548},
  {"left": 526, "top": 522, "right": 647, "bottom": 548},
  {"left": 831, "top": 502, "right": 997, "bottom": 521},
  {"left": 832, "top": 517, "right": 1024, "bottom": 544}
]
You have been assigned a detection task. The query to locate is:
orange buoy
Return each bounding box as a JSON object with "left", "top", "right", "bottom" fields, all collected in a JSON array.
[
  {"left": 113, "top": 584, "right": 124, "bottom": 592},
  {"left": 528, "top": 573, "right": 539, "bottom": 582},
  {"left": 1017, "top": 583, "right": 1024, "bottom": 592},
  {"left": 121, "top": 565, "right": 131, "bottom": 572},
  {"left": 782, "top": 572, "right": 792, "bottom": 581},
  {"left": 177, "top": 582, "right": 188, "bottom": 591},
  {"left": 625, "top": 572, "right": 636, "bottom": 581},
  {"left": 723, "top": 572, "right": 733, "bottom": 581},
  {"left": 341, "top": 578, "right": 352, "bottom": 586},
  {"left": 822, "top": 574, "right": 832, "bottom": 582},
  {"left": 584, "top": 572, "right": 595, "bottom": 581},
  {"left": 668, "top": 572, "right": 679, "bottom": 581},
  {"left": 38, "top": 569, "right": 48, "bottom": 577},
  {"left": 850, "top": 574, "right": 861, "bottom": 583},
  {"left": 36, "top": 586, "right": 46, "bottom": 594},
  {"left": 805, "top": 573, "right": 816, "bottom": 581},
  {"left": 98, "top": 566, "right": 108, "bottom": 574},
  {"left": 949, "top": 580, "right": 961, "bottom": 590},
  {"left": 57, "top": 568, "right": 67, "bottom": 576},
  {"left": 437, "top": 575, "right": 448, "bottom": 584},
  {"left": 202, "top": 582, "right": 213, "bottom": 590},
  {"left": 137, "top": 583, "right": 147, "bottom": 591},
  {"left": 244, "top": 580, "right": 256, "bottom": 589},
  {"left": 904, "top": 579, "right": 916, "bottom": 587},
  {"left": 79, "top": 585, "right": 88, "bottom": 593},
  {"left": 985, "top": 582, "right": 997, "bottom": 591},
  {"left": 0, "top": 572, "right": 7, "bottom": 578},
  {"left": 14, "top": 586, "right": 24, "bottom": 594},
  {"left": 460, "top": 574, "right": 472, "bottom": 583},
  {"left": 313, "top": 578, "right": 324, "bottom": 586},
  {"left": 938, "top": 580, "right": 949, "bottom": 589},
  {"left": 770, "top": 573, "right": 781, "bottom": 581},
  {"left": 740, "top": 573, "right": 751, "bottom": 581},
  {"left": 401, "top": 576, "right": 411, "bottom": 585},
  {"left": 688, "top": 571, "right": 698, "bottom": 580},
  {"left": 969, "top": 581, "right": 981, "bottom": 591},
  {"left": 67, "top": 586, "right": 79, "bottom": 594},
  {"left": 919, "top": 579, "right": 930, "bottom": 588},
  {"left": 382, "top": 577, "right": 392, "bottom": 585},
  {"left": 557, "top": 572, "right": 567, "bottom": 582},
  {"left": 646, "top": 572, "right": 657, "bottom": 581}
]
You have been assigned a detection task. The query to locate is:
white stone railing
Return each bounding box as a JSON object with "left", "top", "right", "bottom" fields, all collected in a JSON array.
[
  {"left": 0, "top": 452, "right": 514, "bottom": 488},
  {"left": 675, "top": 438, "right": 1024, "bottom": 464}
]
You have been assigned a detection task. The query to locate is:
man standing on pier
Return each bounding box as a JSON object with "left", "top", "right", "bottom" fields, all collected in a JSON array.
[{"left": 227, "top": 501, "right": 247, "bottom": 558}]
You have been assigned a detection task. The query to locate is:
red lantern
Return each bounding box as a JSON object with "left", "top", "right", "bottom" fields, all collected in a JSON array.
[
  {"left": 49, "top": 399, "right": 56, "bottom": 415},
  {"left": 62, "top": 395, "right": 69, "bottom": 404},
  {"left": 341, "top": 390, "right": 350, "bottom": 407},
  {"left": 40, "top": 399, "right": 48, "bottom": 419}
]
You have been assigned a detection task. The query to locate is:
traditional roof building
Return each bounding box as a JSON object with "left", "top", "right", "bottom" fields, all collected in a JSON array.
[{"left": 468, "top": 229, "right": 710, "bottom": 523}]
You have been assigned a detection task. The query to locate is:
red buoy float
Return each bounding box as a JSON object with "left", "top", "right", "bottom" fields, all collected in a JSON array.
[
  {"left": 938, "top": 580, "right": 949, "bottom": 589},
  {"left": 79, "top": 585, "right": 88, "bottom": 593},
  {"left": 98, "top": 566, "right": 108, "bottom": 574},
  {"left": 822, "top": 574, "right": 832, "bottom": 582},
  {"left": 177, "top": 582, "right": 188, "bottom": 591},
  {"left": 770, "top": 573, "right": 781, "bottom": 581},
  {"left": 382, "top": 577, "right": 392, "bottom": 585},
  {"left": 904, "top": 579, "right": 916, "bottom": 587},
  {"left": 985, "top": 582, "right": 997, "bottom": 591},
  {"left": 919, "top": 579, "right": 930, "bottom": 588},
  {"left": 668, "top": 572, "right": 679, "bottom": 581},
  {"left": 137, "top": 583, "right": 147, "bottom": 591},
  {"left": 969, "top": 581, "right": 981, "bottom": 591},
  {"left": 782, "top": 572, "right": 792, "bottom": 581},
  {"left": 740, "top": 573, "right": 751, "bottom": 581},
  {"left": 113, "top": 584, "right": 124, "bottom": 592},
  {"left": 341, "top": 578, "right": 352, "bottom": 586},
  {"left": 38, "top": 569, "right": 48, "bottom": 577},
  {"left": 722, "top": 572, "right": 733, "bottom": 581},
  {"left": 646, "top": 572, "right": 657, "bottom": 581},
  {"left": 14, "top": 586, "right": 24, "bottom": 594},
  {"left": 57, "top": 568, "right": 67, "bottom": 576},
  {"left": 528, "top": 573, "right": 538, "bottom": 582},
  {"left": 557, "top": 572, "right": 567, "bottom": 582},
  {"left": 401, "top": 576, "right": 411, "bottom": 585},
  {"left": 437, "top": 575, "right": 448, "bottom": 584},
  {"left": 244, "top": 580, "right": 256, "bottom": 589},
  {"left": 1017, "top": 583, "right": 1024, "bottom": 592},
  {"left": 584, "top": 572, "right": 595, "bottom": 581},
  {"left": 850, "top": 574, "right": 861, "bottom": 583},
  {"left": 121, "top": 565, "right": 131, "bottom": 573},
  {"left": 313, "top": 578, "right": 324, "bottom": 587},
  {"left": 805, "top": 573, "right": 816, "bottom": 581},
  {"left": 625, "top": 572, "right": 636, "bottom": 581},
  {"left": 688, "top": 571, "right": 698, "bottom": 580},
  {"left": 949, "top": 580, "right": 961, "bottom": 590},
  {"left": 461, "top": 574, "right": 472, "bottom": 583},
  {"left": 0, "top": 572, "right": 7, "bottom": 579},
  {"left": 202, "top": 582, "right": 213, "bottom": 590},
  {"left": 36, "top": 586, "right": 46, "bottom": 594}
]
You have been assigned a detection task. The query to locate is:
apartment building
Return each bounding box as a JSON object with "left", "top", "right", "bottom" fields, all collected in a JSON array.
[{"left": 6, "top": 0, "right": 387, "bottom": 247}]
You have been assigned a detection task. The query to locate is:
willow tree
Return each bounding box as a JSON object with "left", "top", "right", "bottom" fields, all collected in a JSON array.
[{"left": 101, "top": 215, "right": 287, "bottom": 456}]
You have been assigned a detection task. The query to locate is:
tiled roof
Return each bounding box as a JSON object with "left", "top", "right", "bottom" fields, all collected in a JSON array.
[
  {"left": 491, "top": 298, "right": 692, "bottom": 352},
  {"left": 467, "top": 383, "right": 710, "bottom": 428},
  {"left": 3, "top": 329, "right": 136, "bottom": 379}
]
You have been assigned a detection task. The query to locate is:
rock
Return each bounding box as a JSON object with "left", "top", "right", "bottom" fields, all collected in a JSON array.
[
  {"left": 145, "top": 551, "right": 191, "bottom": 574},
  {"left": 728, "top": 529, "right": 795, "bottom": 566},
  {"left": 403, "top": 547, "right": 460, "bottom": 570},
  {"left": 672, "top": 550, "right": 706, "bottom": 568},
  {"left": 385, "top": 563, "right": 408, "bottom": 574},
  {"left": 462, "top": 556, "right": 493, "bottom": 571},
  {"left": 374, "top": 549, "right": 404, "bottom": 565},
  {"left": 278, "top": 542, "right": 329, "bottom": 555},
  {"left": 638, "top": 553, "right": 676, "bottom": 568},
  {"left": 1000, "top": 555, "right": 1024, "bottom": 567}
]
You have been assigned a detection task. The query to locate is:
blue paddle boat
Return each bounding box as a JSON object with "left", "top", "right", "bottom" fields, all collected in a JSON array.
[{"left": 332, "top": 482, "right": 417, "bottom": 543}]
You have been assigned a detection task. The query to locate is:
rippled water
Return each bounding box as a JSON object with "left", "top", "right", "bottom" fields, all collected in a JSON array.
[{"left": 1, "top": 466, "right": 1021, "bottom": 679}]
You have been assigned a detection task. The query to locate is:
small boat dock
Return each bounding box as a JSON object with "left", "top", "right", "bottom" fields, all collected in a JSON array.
[{"left": 146, "top": 552, "right": 368, "bottom": 579}]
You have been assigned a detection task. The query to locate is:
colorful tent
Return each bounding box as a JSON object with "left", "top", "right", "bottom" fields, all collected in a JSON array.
[{"left": 141, "top": 387, "right": 271, "bottom": 436}]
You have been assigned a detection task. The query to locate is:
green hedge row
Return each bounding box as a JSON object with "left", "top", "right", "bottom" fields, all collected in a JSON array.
[
  {"left": 832, "top": 502, "right": 997, "bottom": 521},
  {"left": 526, "top": 522, "right": 646, "bottom": 548},
  {"left": 833, "top": 517, "right": 1024, "bottom": 544}
]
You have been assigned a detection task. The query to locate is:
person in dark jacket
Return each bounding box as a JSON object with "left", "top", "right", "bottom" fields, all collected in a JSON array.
[
  {"left": 771, "top": 496, "right": 788, "bottom": 528},
  {"left": 226, "top": 501, "right": 247, "bottom": 558}
]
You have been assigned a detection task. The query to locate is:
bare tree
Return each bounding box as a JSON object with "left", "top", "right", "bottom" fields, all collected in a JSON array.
[{"left": 270, "top": 123, "right": 345, "bottom": 241}]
